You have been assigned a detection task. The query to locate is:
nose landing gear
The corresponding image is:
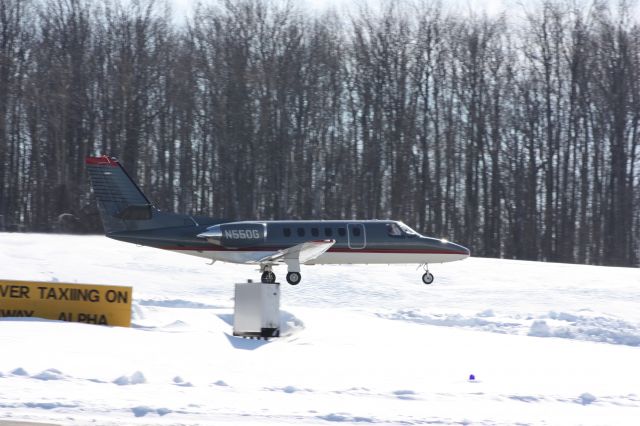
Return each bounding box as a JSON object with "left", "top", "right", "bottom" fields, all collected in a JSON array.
[
  {"left": 260, "top": 264, "right": 276, "bottom": 283},
  {"left": 421, "top": 264, "right": 434, "bottom": 285}
]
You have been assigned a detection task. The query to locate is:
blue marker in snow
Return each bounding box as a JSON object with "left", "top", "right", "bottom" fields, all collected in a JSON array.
[{"left": 469, "top": 374, "right": 475, "bottom": 381}]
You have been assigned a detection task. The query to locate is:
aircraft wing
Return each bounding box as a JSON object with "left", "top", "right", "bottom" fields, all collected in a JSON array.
[{"left": 257, "top": 239, "right": 335, "bottom": 264}]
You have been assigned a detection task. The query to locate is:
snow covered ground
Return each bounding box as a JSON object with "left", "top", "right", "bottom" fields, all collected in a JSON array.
[{"left": 1, "top": 232, "right": 639, "bottom": 425}]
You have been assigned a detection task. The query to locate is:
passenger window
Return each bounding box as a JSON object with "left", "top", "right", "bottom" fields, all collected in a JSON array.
[
  {"left": 338, "top": 227, "right": 346, "bottom": 237},
  {"left": 324, "top": 228, "right": 333, "bottom": 237},
  {"left": 387, "top": 223, "right": 403, "bottom": 237},
  {"left": 283, "top": 228, "right": 291, "bottom": 237},
  {"left": 353, "top": 227, "right": 361, "bottom": 237},
  {"left": 297, "top": 227, "right": 305, "bottom": 237},
  {"left": 311, "top": 228, "right": 319, "bottom": 237}
]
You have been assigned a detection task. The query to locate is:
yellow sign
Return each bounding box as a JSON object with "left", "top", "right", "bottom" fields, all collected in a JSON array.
[{"left": 0, "top": 279, "right": 132, "bottom": 327}]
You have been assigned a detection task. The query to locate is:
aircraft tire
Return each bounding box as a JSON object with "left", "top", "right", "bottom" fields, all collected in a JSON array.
[
  {"left": 422, "top": 272, "right": 434, "bottom": 285},
  {"left": 261, "top": 271, "right": 276, "bottom": 284},
  {"left": 286, "top": 272, "right": 301, "bottom": 285}
]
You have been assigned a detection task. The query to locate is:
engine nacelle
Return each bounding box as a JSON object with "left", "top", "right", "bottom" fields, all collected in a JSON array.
[{"left": 197, "top": 222, "right": 267, "bottom": 248}]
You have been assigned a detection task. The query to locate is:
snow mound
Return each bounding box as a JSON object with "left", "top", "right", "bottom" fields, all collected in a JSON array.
[
  {"left": 32, "top": 368, "right": 65, "bottom": 381},
  {"left": 393, "top": 389, "right": 416, "bottom": 396},
  {"left": 10, "top": 367, "right": 29, "bottom": 376},
  {"left": 508, "top": 395, "right": 540, "bottom": 403},
  {"left": 112, "top": 376, "right": 130, "bottom": 386},
  {"left": 113, "top": 371, "right": 146, "bottom": 386},
  {"left": 477, "top": 309, "right": 495, "bottom": 317},
  {"left": 25, "top": 401, "right": 78, "bottom": 410},
  {"left": 281, "top": 385, "right": 299, "bottom": 394},
  {"left": 132, "top": 405, "right": 171, "bottom": 417},
  {"left": 163, "top": 320, "right": 189, "bottom": 329},
  {"left": 392, "top": 389, "right": 417, "bottom": 400},
  {"left": 528, "top": 314, "right": 640, "bottom": 346},
  {"left": 579, "top": 393, "right": 597, "bottom": 405},
  {"left": 279, "top": 310, "right": 305, "bottom": 337},
  {"left": 173, "top": 376, "right": 193, "bottom": 387},
  {"left": 528, "top": 320, "right": 552, "bottom": 337},
  {"left": 318, "top": 413, "right": 375, "bottom": 423}
]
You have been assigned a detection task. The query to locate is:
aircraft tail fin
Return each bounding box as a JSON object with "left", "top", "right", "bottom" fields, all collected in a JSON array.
[{"left": 86, "top": 156, "right": 189, "bottom": 234}]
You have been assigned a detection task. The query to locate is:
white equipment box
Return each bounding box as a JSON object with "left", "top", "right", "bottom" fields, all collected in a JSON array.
[{"left": 233, "top": 282, "right": 280, "bottom": 338}]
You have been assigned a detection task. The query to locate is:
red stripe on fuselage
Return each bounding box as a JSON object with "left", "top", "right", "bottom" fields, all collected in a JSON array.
[{"left": 331, "top": 248, "right": 467, "bottom": 254}]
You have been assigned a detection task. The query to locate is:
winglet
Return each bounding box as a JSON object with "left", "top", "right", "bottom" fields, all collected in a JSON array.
[{"left": 85, "top": 156, "right": 119, "bottom": 167}]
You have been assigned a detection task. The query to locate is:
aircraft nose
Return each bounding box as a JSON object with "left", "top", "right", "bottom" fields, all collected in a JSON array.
[{"left": 444, "top": 240, "right": 470, "bottom": 257}]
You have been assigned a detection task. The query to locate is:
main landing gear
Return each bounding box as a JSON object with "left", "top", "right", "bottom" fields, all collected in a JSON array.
[
  {"left": 421, "top": 264, "right": 435, "bottom": 285},
  {"left": 286, "top": 272, "right": 301, "bottom": 285},
  {"left": 260, "top": 265, "right": 302, "bottom": 285}
]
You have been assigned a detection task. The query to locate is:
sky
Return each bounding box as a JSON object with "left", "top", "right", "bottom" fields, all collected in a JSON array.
[
  {"left": 163, "top": 0, "right": 640, "bottom": 25},
  {"left": 306, "top": 0, "right": 509, "bottom": 14},
  {"left": 168, "top": 0, "right": 512, "bottom": 24}
]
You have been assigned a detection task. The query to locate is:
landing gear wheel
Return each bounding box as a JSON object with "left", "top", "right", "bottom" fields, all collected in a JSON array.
[
  {"left": 286, "top": 272, "right": 301, "bottom": 285},
  {"left": 422, "top": 272, "right": 434, "bottom": 285},
  {"left": 261, "top": 271, "right": 276, "bottom": 284}
]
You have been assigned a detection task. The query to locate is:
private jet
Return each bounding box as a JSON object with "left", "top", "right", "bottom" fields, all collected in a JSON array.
[{"left": 86, "top": 156, "right": 470, "bottom": 285}]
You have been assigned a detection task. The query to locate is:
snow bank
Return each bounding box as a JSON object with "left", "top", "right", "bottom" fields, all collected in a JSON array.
[{"left": 381, "top": 308, "right": 640, "bottom": 347}]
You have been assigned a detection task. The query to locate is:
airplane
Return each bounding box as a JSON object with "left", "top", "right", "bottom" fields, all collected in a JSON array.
[{"left": 86, "top": 156, "right": 470, "bottom": 285}]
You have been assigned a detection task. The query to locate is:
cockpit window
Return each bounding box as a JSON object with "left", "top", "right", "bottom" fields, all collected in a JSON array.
[
  {"left": 387, "top": 222, "right": 420, "bottom": 237},
  {"left": 399, "top": 222, "right": 419, "bottom": 237},
  {"left": 387, "top": 223, "right": 403, "bottom": 236}
]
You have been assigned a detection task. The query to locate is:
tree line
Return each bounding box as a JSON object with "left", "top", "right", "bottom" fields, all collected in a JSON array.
[{"left": 0, "top": 0, "right": 638, "bottom": 267}]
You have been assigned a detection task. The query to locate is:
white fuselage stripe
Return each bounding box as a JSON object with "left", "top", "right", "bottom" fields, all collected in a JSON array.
[{"left": 170, "top": 250, "right": 468, "bottom": 265}]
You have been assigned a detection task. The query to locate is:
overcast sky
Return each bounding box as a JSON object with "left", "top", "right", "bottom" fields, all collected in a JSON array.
[
  {"left": 166, "top": 0, "right": 640, "bottom": 27},
  {"left": 168, "top": 0, "right": 513, "bottom": 24},
  {"left": 305, "top": 0, "right": 509, "bottom": 14}
]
